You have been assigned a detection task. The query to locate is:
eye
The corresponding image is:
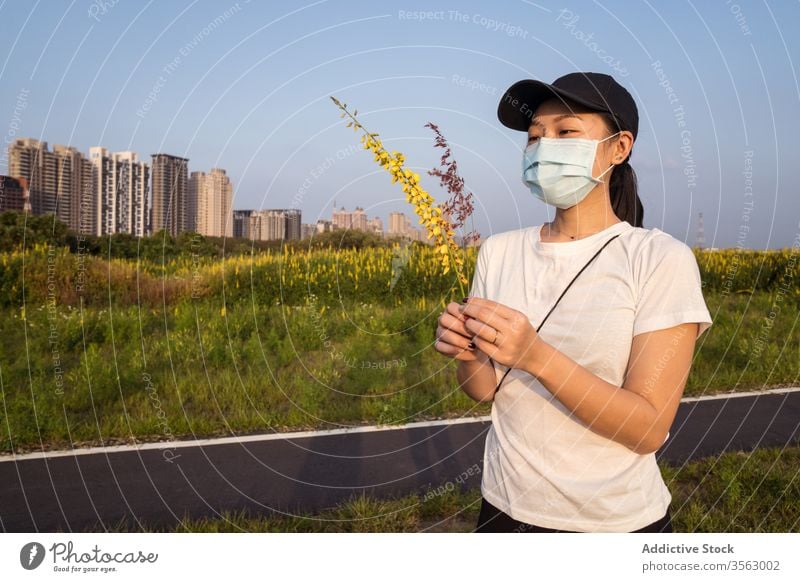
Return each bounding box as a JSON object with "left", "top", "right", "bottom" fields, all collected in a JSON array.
[{"left": 559, "top": 129, "right": 577, "bottom": 136}]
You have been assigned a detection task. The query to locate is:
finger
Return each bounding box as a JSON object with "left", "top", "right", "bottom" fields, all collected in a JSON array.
[
  {"left": 446, "top": 301, "right": 471, "bottom": 324},
  {"left": 459, "top": 297, "right": 518, "bottom": 322},
  {"left": 439, "top": 311, "right": 474, "bottom": 338},
  {"left": 437, "top": 327, "right": 475, "bottom": 350},
  {"left": 459, "top": 300, "right": 514, "bottom": 337},
  {"left": 463, "top": 317, "right": 500, "bottom": 345},
  {"left": 434, "top": 339, "right": 478, "bottom": 361},
  {"left": 470, "top": 332, "right": 500, "bottom": 358}
]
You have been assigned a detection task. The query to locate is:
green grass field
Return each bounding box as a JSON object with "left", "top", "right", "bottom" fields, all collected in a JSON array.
[
  {"left": 1, "top": 290, "right": 797, "bottom": 453},
  {"left": 1, "top": 229, "right": 797, "bottom": 533}
]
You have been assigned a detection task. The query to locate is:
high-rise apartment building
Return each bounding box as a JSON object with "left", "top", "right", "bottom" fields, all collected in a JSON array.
[
  {"left": 90, "top": 147, "right": 113, "bottom": 235},
  {"left": 332, "top": 205, "right": 369, "bottom": 231},
  {"left": 8, "top": 138, "right": 93, "bottom": 233},
  {"left": 242, "top": 208, "right": 303, "bottom": 241},
  {"left": 300, "top": 223, "right": 316, "bottom": 240},
  {"left": 367, "top": 216, "right": 384, "bottom": 237},
  {"left": 388, "top": 211, "right": 409, "bottom": 236},
  {"left": 189, "top": 168, "right": 233, "bottom": 237},
  {"left": 56, "top": 145, "right": 94, "bottom": 235},
  {"left": 115, "top": 151, "right": 149, "bottom": 237},
  {"left": 9, "top": 138, "right": 48, "bottom": 215},
  {"left": 251, "top": 209, "right": 285, "bottom": 241},
  {"left": 388, "top": 211, "right": 423, "bottom": 241},
  {"left": 284, "top": 208, "right": 301, "bottom": 240},
  {"left": 151, "top": 153, "right": 188, "bottom": 237},
  {"left": 0, "top": 176, "right": 29, "bottom": 212},
  {"left": 89, "top": 147, "right": 149, "bottom": 237},
  {"left": 233, "top": 209, "right": 253, "bottom": 240},
  {"left": 316, "top": 219, "right": 333, "bottom": 234}
]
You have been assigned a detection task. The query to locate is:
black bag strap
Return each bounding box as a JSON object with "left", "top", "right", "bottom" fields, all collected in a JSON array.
[{"left": 491, "top": 232, "right": 622, "bottom": 394}]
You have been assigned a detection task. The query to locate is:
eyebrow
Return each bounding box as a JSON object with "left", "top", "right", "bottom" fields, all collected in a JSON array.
[{"left": 529, "top": 113, "right": 583, "bottom": 130}]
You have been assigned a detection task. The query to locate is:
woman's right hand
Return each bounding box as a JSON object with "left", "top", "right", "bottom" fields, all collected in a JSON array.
[{"left": 434, "top": 301, "right": 480, "bottom": 361}]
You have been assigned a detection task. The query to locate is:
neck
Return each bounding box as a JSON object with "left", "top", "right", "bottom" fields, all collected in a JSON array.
[{"left": 546, "top": 198, "right": 622, "bottom": 239}]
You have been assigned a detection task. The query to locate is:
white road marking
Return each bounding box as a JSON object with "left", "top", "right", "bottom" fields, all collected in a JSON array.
[{"left": 2, "top": 386, "right": 798, "bottom": 462}]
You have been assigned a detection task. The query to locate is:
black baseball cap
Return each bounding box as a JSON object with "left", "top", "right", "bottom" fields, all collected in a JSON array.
[{"left": 497, "top": 72, "right": 638, "bottom": 140}]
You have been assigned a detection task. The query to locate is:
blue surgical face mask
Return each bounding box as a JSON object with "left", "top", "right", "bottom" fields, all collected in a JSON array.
[{"left": 521, "top": 132, "right": 621, "bottom": 209}]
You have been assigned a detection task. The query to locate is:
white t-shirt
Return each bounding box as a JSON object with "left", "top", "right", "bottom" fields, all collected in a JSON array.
[{"left": 470, "top": 219, "right": 713, "bottom": 532}]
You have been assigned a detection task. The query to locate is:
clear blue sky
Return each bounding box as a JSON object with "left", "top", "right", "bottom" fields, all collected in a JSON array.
[{"left": 1, "top": 0, "right": 798, "bottom": 249}]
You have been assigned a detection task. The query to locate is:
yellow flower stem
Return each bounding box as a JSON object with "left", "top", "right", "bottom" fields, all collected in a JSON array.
[
  {"left": 445, "top": 239, "right": 466, "bottom": 298},
  {"left": 330, "top": 96, "right": 469, "bottom": 298}
]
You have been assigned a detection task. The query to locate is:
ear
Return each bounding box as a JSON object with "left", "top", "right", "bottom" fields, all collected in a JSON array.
[{"left": 612, "top": 130, "right": 635, "bottom": 163}]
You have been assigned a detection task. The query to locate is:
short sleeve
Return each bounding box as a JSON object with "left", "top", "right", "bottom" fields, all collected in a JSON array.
[
  {"left": 634, "top": 238, "right": 713, "bottom": 339},
  {"left": 468, "top": 236, "right": 491, "bottom": 299}
]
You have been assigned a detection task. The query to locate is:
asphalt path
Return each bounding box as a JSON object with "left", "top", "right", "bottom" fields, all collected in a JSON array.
[{"left": 1, "top": 387, "right": 798, "bottom": 532}]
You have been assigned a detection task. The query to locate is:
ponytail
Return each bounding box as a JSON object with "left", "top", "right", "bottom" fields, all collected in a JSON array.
[
  {"left": 601, "top": 113, "right": 644, "bottom": 227},
  {"left": 609, "top": 160, "right": 643, "bottom": 227}
]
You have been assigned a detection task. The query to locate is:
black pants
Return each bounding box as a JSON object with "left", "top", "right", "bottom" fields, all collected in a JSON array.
[{"left": 475, "top": 496, "right": 673, "bottom": 533}]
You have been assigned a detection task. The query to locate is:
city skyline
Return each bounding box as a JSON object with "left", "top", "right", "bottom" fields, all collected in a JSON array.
[
  {"left": 2, "top": 134, "right": 438, "bottom": 243},
  {"left": 1, "top": 2, "right": 798, "bottom": 249}
]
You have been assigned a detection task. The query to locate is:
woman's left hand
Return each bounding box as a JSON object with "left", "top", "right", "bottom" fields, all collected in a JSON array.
[{"left": 459, "top": 297, "right": 547, "bottom": 374}]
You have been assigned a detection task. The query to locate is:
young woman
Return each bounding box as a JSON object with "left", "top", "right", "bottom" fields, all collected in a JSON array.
[{"left": 433, "top": 72, "right": 713, "bottom": 533}]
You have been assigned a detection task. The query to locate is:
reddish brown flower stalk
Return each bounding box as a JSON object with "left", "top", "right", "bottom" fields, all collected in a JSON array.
[{"left": 424, "top": 123, "right": 480, "bottom": 247}]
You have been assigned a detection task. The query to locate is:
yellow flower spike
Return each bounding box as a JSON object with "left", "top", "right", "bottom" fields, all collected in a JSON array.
[{"left": 331, "top": 95, "right": 470, "bottom": 295}]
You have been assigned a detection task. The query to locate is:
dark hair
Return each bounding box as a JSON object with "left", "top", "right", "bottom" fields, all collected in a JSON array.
[{"left": 599, "top": 112, "right": 643, "bottom": 227}]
